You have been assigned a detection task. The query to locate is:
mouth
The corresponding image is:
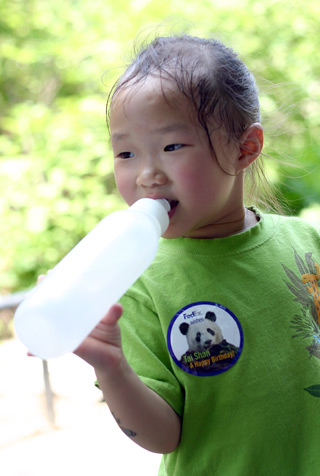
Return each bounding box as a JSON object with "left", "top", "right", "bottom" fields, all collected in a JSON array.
[{"left": 167, "top": 200, "right": 179, "bottom": 217}]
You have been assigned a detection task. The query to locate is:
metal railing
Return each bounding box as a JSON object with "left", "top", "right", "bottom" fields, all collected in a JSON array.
[
  {"left": 0, "top": 291, "right": 55, "bottom": 426},
  {"left": 0, "top": 290, "right": 29, "bottom": 311}
]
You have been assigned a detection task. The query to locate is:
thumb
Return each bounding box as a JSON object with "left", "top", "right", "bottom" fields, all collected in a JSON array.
[{"left": 102, "top": 303, "right": 123, "bottom": 326}]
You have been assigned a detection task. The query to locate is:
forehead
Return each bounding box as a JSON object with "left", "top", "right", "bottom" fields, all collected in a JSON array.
[{"left": 110, "top": 76, "right": 195, "bottom": 127}]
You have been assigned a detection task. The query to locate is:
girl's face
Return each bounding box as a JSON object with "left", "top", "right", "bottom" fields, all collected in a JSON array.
[{"left": 110, "top": 77, "right": 246, "bottom": 239}]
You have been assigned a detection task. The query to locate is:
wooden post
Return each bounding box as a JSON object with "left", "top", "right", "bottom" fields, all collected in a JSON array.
[
  {"left": 42, "top": 359, "right": 55, "bottom": 427},
  {"left": 1, "top": 291, "right": 56, "bottom": 427}
]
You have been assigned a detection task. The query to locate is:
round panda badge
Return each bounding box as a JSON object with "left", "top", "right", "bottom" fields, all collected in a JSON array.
[{"left": 167, "top": 301, "right": 243, "bottom": 377}]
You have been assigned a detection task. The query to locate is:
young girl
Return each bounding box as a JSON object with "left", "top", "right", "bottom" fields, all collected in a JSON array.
[{"left": 75, "top": 35, "right": 320, "bottom": 475}]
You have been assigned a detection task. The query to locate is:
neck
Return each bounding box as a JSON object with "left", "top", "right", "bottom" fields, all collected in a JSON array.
[{"left": 186, "top": 207, "right": 258, "bottom": 239}]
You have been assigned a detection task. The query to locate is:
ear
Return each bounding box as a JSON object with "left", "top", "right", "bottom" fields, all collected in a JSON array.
[
  {"left": 236, "top": 123, "right": 264, "bottom": 171},
  {"left": 205, "top": 311, "right": 217, "bottom": 322},
  {"left": 180, "top": 322, "right": 190, "bottom": 335}
]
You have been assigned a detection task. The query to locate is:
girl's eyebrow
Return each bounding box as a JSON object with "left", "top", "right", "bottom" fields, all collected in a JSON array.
[
  {"left": 153, "top": 123, "right": 188, "bottom": 134},
  {"left": 111, "top": 123, "right": 189, "bottom": 142},
  {"left": 111, "top": 132, "right": 129, "bottom": 142}
]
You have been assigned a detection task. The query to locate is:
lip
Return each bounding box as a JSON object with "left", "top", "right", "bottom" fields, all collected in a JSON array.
[
  {"left": 142, "top": 195, "right": 179, "bottom": 219},
  {"left": 144, "top": 195, "right": 178, "bottom": 207}
]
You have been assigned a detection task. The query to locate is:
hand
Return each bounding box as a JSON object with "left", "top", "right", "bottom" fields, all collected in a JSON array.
[
  {"left": 74, "top": 303, "right": 181, "bottom": 454},
  {"left": 73, "top": 303, "right": 124, "bottom": 373}
]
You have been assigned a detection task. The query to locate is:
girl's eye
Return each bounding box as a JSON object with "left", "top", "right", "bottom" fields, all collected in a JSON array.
[
  {"left": 164, "top": 144, "right": 183, "bottom": 152},
  {"left": 117, "top": 151, "right": 135, "bottom": 159}
]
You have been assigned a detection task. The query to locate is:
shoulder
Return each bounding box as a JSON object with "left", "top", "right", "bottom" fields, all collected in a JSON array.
[
  {"left": 265, "top": 212, "right": 320, "bottom": 237},
  {"left": 258, "top": 212, "right": 319, "bottom": 256}
]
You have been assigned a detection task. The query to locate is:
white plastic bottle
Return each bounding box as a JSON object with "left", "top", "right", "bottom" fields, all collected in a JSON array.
[{"left": 14, "top": 198, "right": 170, "bottom": 359}]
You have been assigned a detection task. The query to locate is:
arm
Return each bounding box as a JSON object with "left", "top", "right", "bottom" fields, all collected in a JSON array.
[{"left": 74, "top": 304, "right": 181, "bottom": 454}]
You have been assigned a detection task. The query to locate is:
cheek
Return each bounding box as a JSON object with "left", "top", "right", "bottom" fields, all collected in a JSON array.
[
  {"left": 114, "top": 163, "right": 135, "bottom": 203},
  {"left": 176, "top": 166, "right": 218, "bottom": 200},
  {"left": 174, "top": 163, "right": 205, "bottom": 190}
]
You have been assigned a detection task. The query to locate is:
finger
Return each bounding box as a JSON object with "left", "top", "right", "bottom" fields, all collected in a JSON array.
[
  {"left": 36, "top": 274, "right": 46, "bottom": 285},
  {"left": 102, "top": 303, "right": 123, "bottom": 326},
  {"left": 79, "top": 304, "right": 123, "bottom": 341},
  {"left": 36, "top": 269, "right": 52, "bottom": 285}
]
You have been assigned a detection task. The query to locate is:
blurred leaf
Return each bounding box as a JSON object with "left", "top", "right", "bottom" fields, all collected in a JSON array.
[{"left": 0, "top": 0, "right": 320, "bottom": 293}]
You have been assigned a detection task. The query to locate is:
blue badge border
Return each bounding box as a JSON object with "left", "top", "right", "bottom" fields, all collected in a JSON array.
[{"left": 167, "top": 301, "right": 244, "bottom": 377}]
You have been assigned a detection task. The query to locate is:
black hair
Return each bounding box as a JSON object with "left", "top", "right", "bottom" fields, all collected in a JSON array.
[{"left": 107, "top": 35, "right": 260, "bottom": 145}]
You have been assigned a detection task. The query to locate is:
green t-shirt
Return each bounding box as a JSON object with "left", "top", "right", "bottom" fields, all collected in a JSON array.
[{"left": 119, "top": 210, "right": 320, "bottom": 475}]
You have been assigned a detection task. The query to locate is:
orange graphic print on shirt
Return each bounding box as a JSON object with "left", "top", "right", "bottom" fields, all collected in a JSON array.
[
  {"left": 301, "top": 263, "right": 320, "bottom": 325},
  {"left": 282, "top": 249, "right": 320, "bottom": 398}
]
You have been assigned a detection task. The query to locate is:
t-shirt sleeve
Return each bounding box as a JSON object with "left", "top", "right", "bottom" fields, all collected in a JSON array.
[{"left": 119, "top": 286, "right": 184, "bottom": 417}]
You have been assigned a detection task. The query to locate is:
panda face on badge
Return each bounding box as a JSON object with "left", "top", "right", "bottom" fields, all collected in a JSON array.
[
  {"left": 167, "top": 302, "right": 244, "bottom": 377},
  {"left": 179, "top": 311, "right": 223, "bottom": 353}
]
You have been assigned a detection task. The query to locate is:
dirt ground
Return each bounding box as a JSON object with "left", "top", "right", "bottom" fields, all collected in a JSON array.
[{"left": 0, "top": 336, "right": 161, "bottom": 476}]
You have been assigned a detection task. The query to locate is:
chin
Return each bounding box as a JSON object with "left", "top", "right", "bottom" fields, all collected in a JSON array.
[
  {"left": 161, "top": 231, "right": 177, "bottom": 240},
  {"left": 161, "top": 225, "right": 189, "bottom": 240},
  {"left": 161, "top": 228, "right": 179, "bottom": 239}
]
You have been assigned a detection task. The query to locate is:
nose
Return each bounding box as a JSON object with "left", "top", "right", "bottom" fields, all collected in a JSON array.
[{"left": 136, "top": 157, "right": 167, "bottom": 189}]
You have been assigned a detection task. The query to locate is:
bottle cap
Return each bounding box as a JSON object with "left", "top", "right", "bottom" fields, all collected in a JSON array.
[{"left": 130, "top": 198, "right": 170, "bottom": 235}]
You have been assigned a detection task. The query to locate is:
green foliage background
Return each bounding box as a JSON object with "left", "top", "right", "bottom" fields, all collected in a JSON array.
[{"left": 1, "top": 0, "right": 320, "bottom": 293}]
